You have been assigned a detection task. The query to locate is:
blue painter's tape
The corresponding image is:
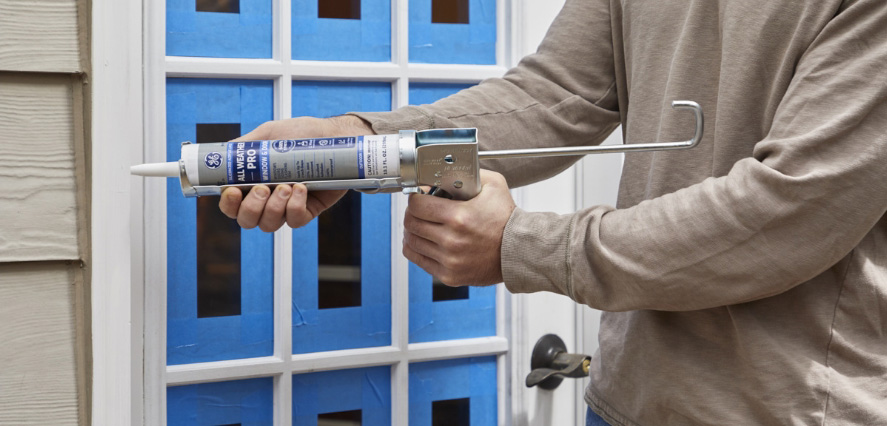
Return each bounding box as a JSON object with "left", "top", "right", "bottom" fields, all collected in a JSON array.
[
  {"left": 409, "top": 263, "right": 496, "bottom": 343},
  {"left": 292, "top": 0, "right": 390, "bottom": 62},
  {"left": 409, "top": 0, "right": 496, "bottom": 64},
  {"left": 409, "top": 357, "right": 498, "bottom": 426},
  {"left": 292, "top": 193, "right": 392, "bottom": 353},
  {"left": 291, "top": 81, "right": 393, "bottom": 353},
  {"left": 167, "top": 377, "right": 273, "bottom": 425},
  {"left": 167, "top": 0, "right": 272, "bottom": 58},
  {"left": 293, "top": 366, "right": 391, "bottom": 425},
  {"left": 166, "top": 78, "right": 275, "bottom": 365},
  {"left": 293, "top": 81, "right": 392, "bottom": 119},
  {"left": 406, "top": 82, "right": 494, "bottom": 344},
  {"left": 409, "top": 83, "right": 476, "bottom": 106}
]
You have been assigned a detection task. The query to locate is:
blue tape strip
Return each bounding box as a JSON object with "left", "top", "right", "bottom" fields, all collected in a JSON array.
[
  {"left": 405, "top": 83, "right": 494, "bottom": 343},
  {"left": 292, "top": 193, "right": 392, "bottom": 353},
  {"left": 409, "top": 0, "right": 496, "bottom": 64},
  {"left": 166, "top": 78, "right": 275, "bottom": 365},
  {"left": 409, "top": 263, "right": 495, "bottom": 343},
  {"left": 167, "top": 377, "right": 273, "bottom": 425},
  {"left": 409, "top": 83, "right": 476, "bottom": 106},
  {"left": 292, "top": 81, "right": 392, "bottom": 118},
  {"left": 291, "top": 81, "right": 392, "bottom": 353},
  {"left": 408, "top": 357, "right": 498, "bottom": 426},
  {"left": 167, "top": 0, "right": 272, "bottom": 58},
  {"left": 293, "top": 366, "right": 391, "bottom": 425},
  {"left": 292, "top": 0, "right": 390, "bottom": 61}
]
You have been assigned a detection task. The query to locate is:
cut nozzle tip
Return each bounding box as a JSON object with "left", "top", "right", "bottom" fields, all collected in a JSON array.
[{"left": 131, "top": 162, "right": 180, "bottom": 177}]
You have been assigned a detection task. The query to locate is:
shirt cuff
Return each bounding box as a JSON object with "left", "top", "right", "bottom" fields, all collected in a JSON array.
[{"left": 501, "top": 207, "right": 574, "bottom": 297}]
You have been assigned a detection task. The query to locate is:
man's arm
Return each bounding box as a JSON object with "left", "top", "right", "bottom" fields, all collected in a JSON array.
[
  {"left": 353, "top": 0, "right": 621, "bottom": 188},
  {"left": 220, "top": 0, "right": 621, "bottom": 231},
  {"left": 405, "top": 0, "right": 887, "bottom": 311}
]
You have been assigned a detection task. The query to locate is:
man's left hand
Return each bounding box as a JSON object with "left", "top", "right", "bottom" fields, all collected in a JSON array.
[{"left": 402, "top": 170, "right": 516, "bottom": 286}]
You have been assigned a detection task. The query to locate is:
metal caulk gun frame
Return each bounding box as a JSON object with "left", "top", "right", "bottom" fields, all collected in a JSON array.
[{"left": 176, "top": 100, "right": 702, "bottom": 200}]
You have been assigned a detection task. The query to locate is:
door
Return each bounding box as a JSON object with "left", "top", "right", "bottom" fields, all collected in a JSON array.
[{"left": 143, "top": 0, "right": 522, "bottom": 424}]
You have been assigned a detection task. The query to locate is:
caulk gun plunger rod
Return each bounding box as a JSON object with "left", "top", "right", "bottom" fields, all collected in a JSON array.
[{"left": 131, "top": 161, "right": 180, "bottom": 177}]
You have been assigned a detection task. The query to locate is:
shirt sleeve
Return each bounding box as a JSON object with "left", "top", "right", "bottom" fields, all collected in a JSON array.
[
  {"left": 502, "top": 0, "right": 887, "bottom": 311},
  {"left": 352, "top": 0, "right": 622, "bottom": 188}
]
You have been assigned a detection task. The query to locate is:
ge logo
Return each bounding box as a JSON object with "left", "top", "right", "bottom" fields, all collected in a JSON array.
[{"left": 204, "top": 152, "right": 222, "bottom": 169}]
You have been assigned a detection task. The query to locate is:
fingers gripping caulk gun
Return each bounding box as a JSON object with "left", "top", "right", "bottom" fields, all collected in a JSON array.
[{"left": 131, "top": 101, "right": 703, "bottom": 200}]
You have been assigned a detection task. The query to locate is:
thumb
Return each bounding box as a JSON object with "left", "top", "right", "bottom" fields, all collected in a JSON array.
[{"left": 230, "top": 122, "right": 269, "bottom": 142}]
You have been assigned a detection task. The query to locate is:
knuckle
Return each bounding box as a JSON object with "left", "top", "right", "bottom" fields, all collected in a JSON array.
[
  {"left": 258, "top": 222, "right": 279, "bottom": 233},
  {"left": 438, "top": 273, "right": 456, "bottom": 286},
  {"left": 439, "top": 235, "right": 455, "bottom": 251},
  {"left": 241, "top": 202, "right": 264, "bottom": 218},
  {"left": 237, "top": 217, "right": 257, "bottom": 229},
  {"left": 450, "top": 212, "right": 468, "bottom": 231},
  {"left": 402, "top": 214, "right": 415, "bottom": 231},
  {"left": 441, "top": 256, "right": 460, "bottom": 271}
]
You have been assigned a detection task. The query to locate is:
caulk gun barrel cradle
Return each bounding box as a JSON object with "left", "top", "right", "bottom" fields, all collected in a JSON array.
[{"left": 131, "top": 100, "right": 703, "bottom": 200}]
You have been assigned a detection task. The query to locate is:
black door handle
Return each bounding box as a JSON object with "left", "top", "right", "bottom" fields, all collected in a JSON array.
[{"left": 526, "top": 334, "right": 591, "bottom": 390}]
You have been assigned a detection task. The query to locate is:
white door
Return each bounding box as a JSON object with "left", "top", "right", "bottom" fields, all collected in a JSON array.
[{"left": 92, "top": 0, "right": 600, "bottom": 424}]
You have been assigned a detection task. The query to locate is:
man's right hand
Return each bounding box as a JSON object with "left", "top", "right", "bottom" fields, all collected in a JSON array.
[{"left": 218, "top": 115, "right": 375, "bottom": 232}]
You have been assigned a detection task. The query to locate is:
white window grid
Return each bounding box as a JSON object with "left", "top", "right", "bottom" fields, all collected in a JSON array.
[{"left": 142, "top": 0, "right": 520, "bottom": 424}]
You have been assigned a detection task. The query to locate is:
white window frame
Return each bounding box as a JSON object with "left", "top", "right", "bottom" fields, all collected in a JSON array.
[{"left": 141, "top": 0, "right": 518, "bottom": 425}]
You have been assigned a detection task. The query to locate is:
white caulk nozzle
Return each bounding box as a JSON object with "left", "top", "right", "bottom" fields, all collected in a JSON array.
[{"left": 130, "top": 162, "right": 180, "bottom": 177}]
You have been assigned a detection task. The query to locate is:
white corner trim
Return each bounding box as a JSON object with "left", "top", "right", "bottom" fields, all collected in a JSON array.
[{"left": 91, "top": 0, "right": 144, "bottom": 424}]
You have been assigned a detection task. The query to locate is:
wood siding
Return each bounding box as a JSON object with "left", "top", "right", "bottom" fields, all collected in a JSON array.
[
  {"left": 0, "top": 262, "right": 80, "bottom": 425},
  {"left": 0, "top": 74, "right": 80, "bottom": 262},
  {"left": 0, "top": 0, "right": 89, "bottom": 424},
  {"left": 0, "top": 0, "right": 82, "bottom": 73}
]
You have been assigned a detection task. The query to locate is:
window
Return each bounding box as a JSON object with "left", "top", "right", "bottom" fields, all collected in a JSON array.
[{"left": 146, "top": 0, "right": 512, "bottom": 424}]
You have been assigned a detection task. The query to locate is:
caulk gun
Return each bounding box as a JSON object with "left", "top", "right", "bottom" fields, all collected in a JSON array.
[{"left": 131, "top": 101, "right": 703, "bottom": 200}]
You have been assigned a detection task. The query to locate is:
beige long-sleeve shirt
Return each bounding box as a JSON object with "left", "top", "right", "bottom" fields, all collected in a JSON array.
[{"left": 355, "top": 0, "right": 887, "bottom": 424}]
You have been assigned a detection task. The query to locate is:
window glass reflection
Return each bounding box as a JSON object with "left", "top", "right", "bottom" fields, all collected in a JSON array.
[
  {"left": 432, "top": 0, "right": 469, "bottom": 23},
  {"left": 196, "top": 0, "right": 240, "bottom": 13},
  {"left": 318, "top": 0, "right": 361, "bottom": 20},
  {"left": 318, "top": 191, "right": 362, "bottom": 309},
  {"left": 318, "top": 409, "right": 362, "bottom": 426},
  {"left": 432, "top": 277, "right": 469, "bottom": 301},
  {"left": 432, "top": 397, "right": 470, "bottom": 426},
  {"left": 196, "top": 123, "right": 242, "bottom": 318}
]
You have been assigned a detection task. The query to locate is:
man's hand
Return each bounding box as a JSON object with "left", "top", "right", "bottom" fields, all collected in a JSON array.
[
  {"left": 218, "top": 115, "right": 374, "bottom": 232},
  {"left": 402, "top": 170, "right": 516, "bottom": 286}
]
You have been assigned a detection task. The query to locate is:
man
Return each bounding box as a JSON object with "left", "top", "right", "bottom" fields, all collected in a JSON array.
[{"left": 220, "top": 0, "right": 887, "bottom": 424}]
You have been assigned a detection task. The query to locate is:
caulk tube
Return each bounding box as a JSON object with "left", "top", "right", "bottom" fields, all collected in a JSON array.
[{"left": 132, "top": 134, "right": 402, "bottom": 197}]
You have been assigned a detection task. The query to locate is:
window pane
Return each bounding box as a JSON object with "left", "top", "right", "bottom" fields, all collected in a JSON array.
[
  {"left": 294, "top": 367, "right": 391, "bottom": 426},
  {"left": 291, "top": 81, "right": 392, "bottom": 354},
  {"left": 293, "top": 0, "right": 390, "bottom": 61},
  {"left": 318, "top": 0, "right": 361, "bottom": 20},
  {"left": 409, "top": 0, "right": 496, "bottom": 64},
  {"left": 318, "top": 409, "right": 362, "bottom": 426},
  {"left": 195, "top": 123, "right": 243, "bottom": 318},
  {"left": 407, "top": 83, "right": 494, "bottom": 343},
  {"left": 167, "top": 378, "right": 273, "bottom": 425},
  {"left": 410, "top": 358, "right": 497, "bottom": 426},
  {"left": 432, "top": 0, "right": 469, "bottom": 24},
  {"left": 195, "top": 0, "right": 240, "bottom": 13},
  {"left": 166, "top": 78, "right": 274, "bottom": 365},
  {"left": 432, "top": 278, "right": 469, "bottom": 301},
  {"left": 433, "top": 398, "right": 470, "bottom": 426},
  {"left": 318, "top": 191, "right": 362, "bottom": 310},
  {"left": 167, "top": 0, "right": 271, "bottom": 58}
]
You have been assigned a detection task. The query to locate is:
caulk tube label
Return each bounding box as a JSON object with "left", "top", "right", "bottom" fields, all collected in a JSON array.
[{"left": 192, "top": 134, "right": 400, "bottom": 186}]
